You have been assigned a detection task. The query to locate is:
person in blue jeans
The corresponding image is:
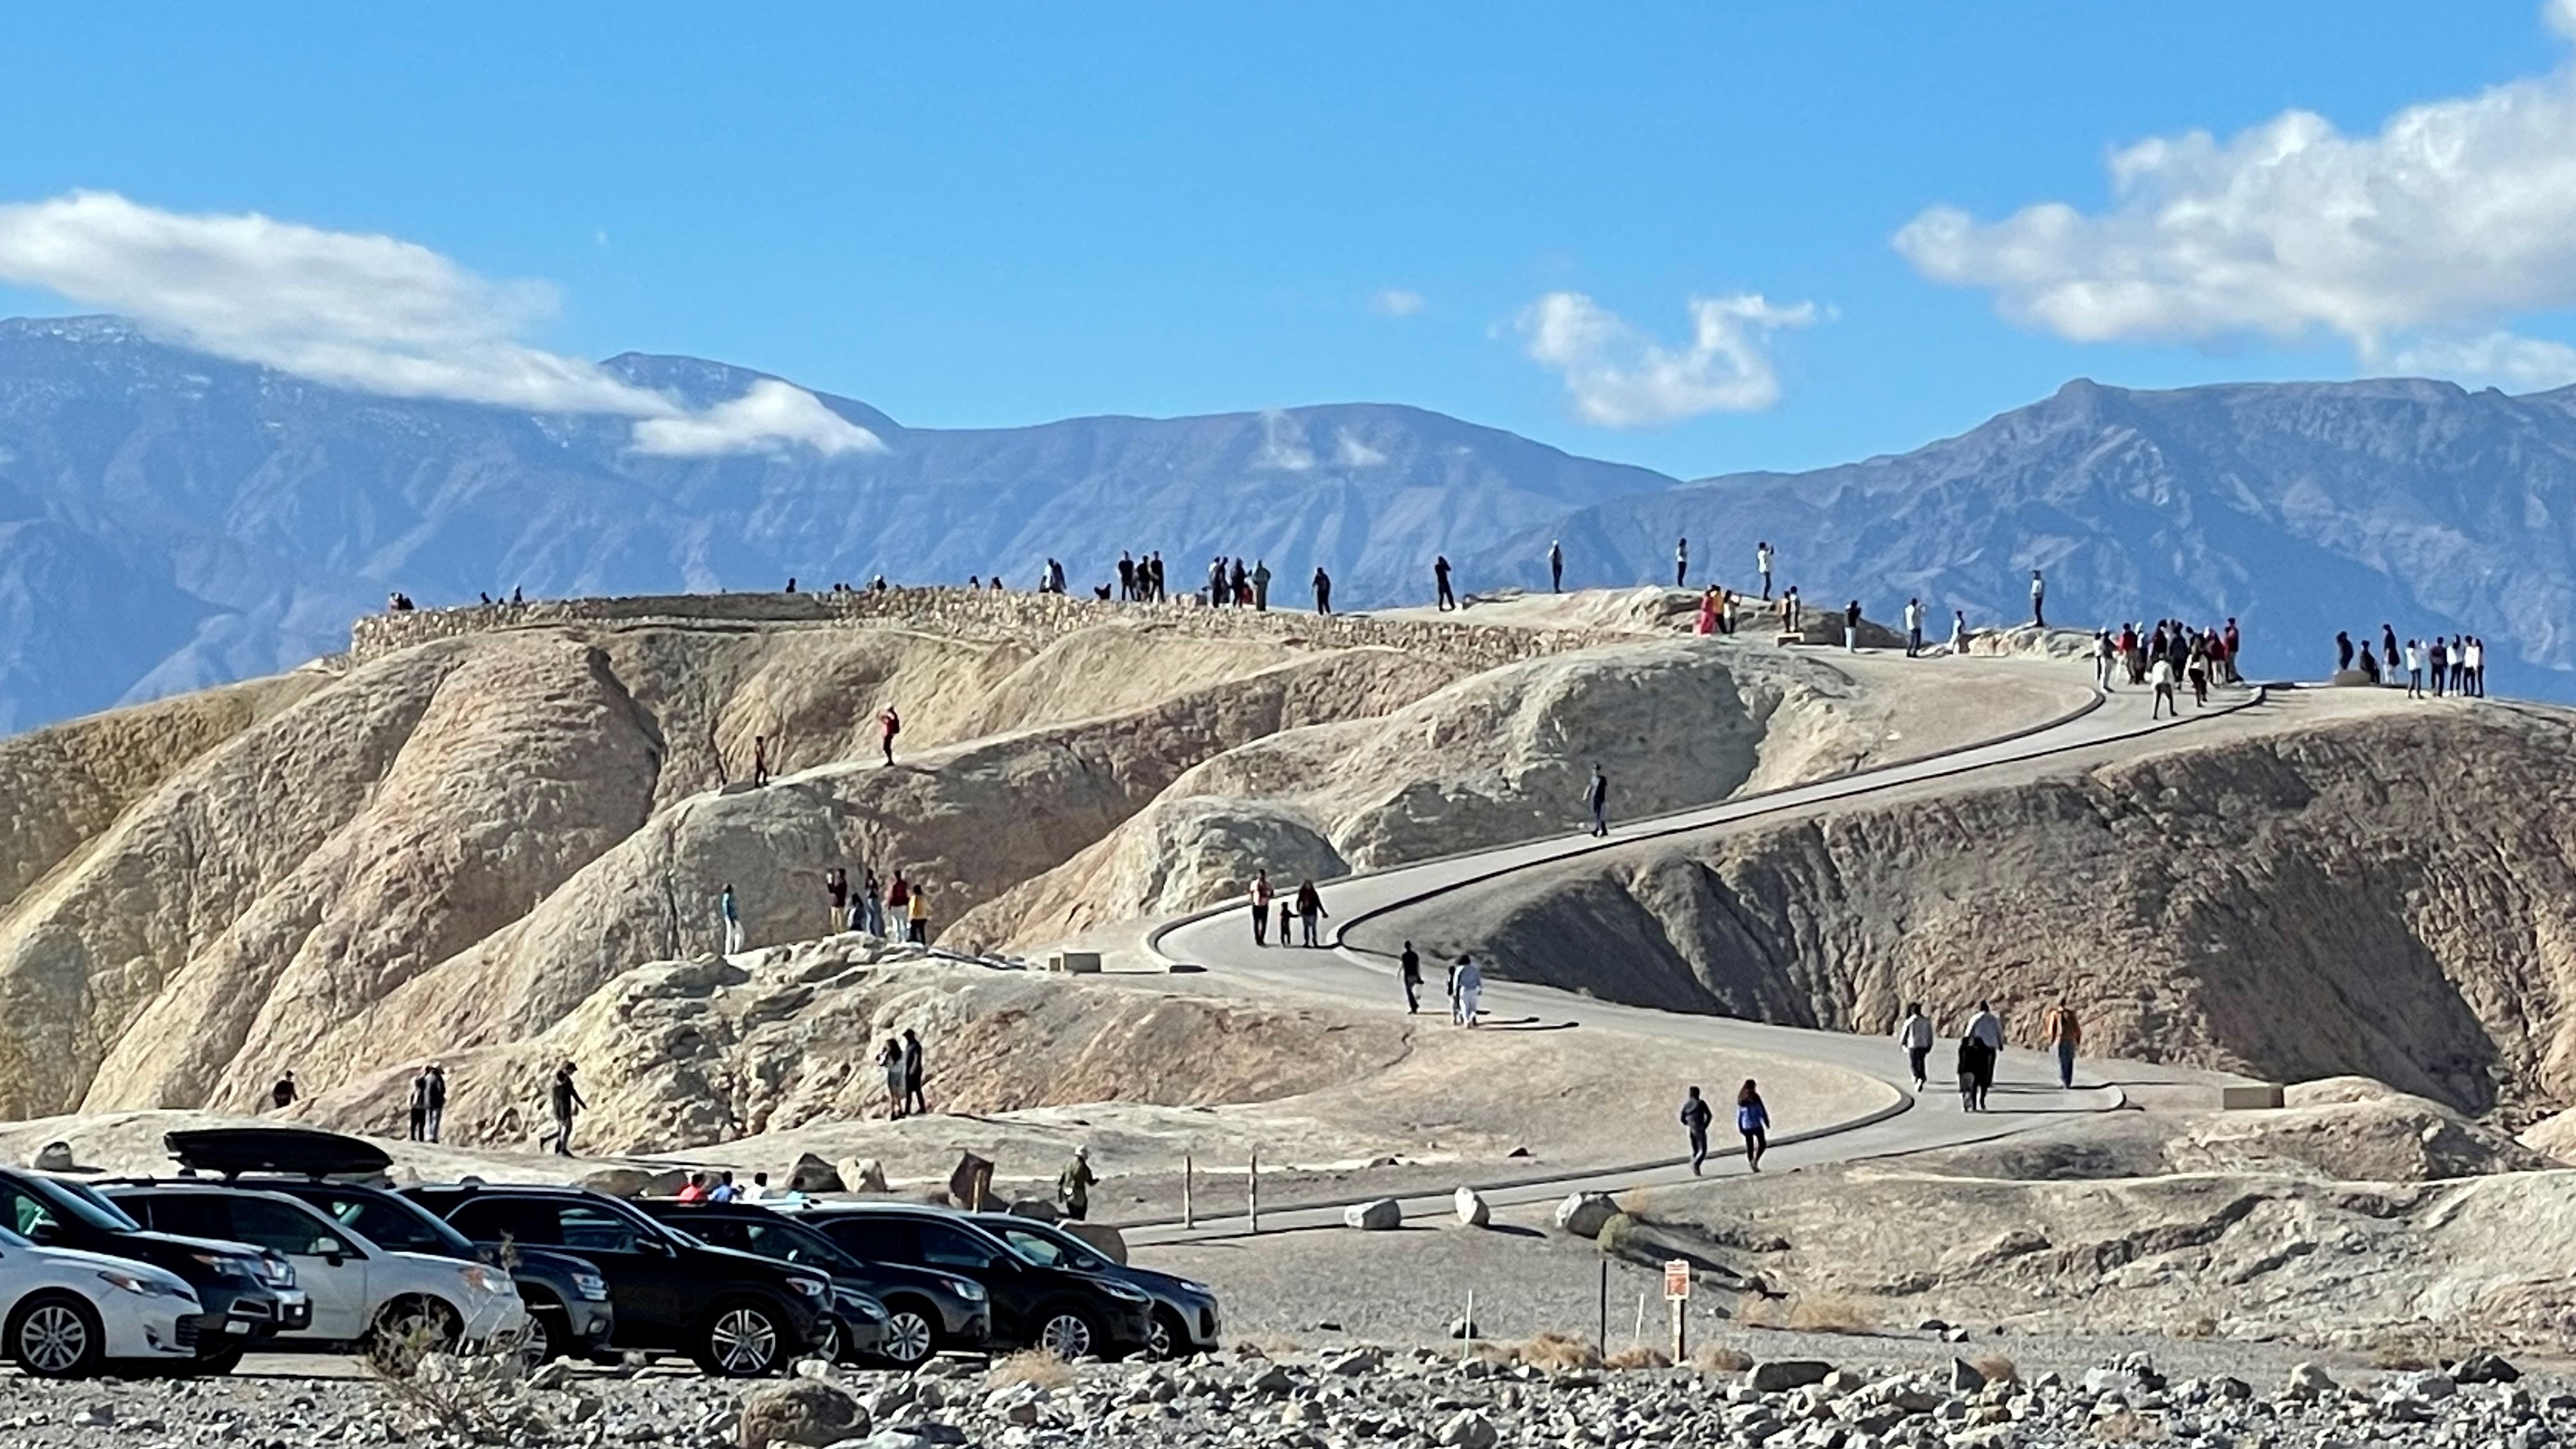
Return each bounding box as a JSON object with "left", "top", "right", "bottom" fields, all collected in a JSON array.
[
  {"left": 2046, "top": 1002, "right": 2082, "bottom": 1089},
  {"left": 1737, "top": 1080, "right": 1771, "bottom": 1172},
  {"left": 1679, "top": 1086, "right": 1713, "bottom": 1175}
]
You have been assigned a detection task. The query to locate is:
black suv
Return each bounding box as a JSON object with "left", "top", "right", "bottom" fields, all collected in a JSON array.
[
  {"left": 406, "top": 1184, "right": 832, "bottom": 1376},
  {"left": 638, "top": 1200, "right": 987, "bottom": 1367},
  {"left": 968, "top": 1212, "right": 1222, "bottom": 1359},
  {"left": 0, "top": 1168, "right": 309, "bottom": 1372},
  {"left": 796, "top": 1204, "right": 1154, "bottom": 1360},
  {"left": 246, "top": 1179, "right": 614, "bottom": 1362}
]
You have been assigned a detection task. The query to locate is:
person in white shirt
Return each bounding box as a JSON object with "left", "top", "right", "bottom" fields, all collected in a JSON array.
[
  {"left": 1757, "top": 541, "right": 1774, "bottom": 600},
  {"left": 1452, "top": 955, "right": 1483, "bottom": 1027},
  {"left": 2029, "top": 570, "right": 2046, "bottom": 628},
  {"left": 1904, "top": 598, "right": 1924, "bottom": 657},
  {"left": 1896, "top": 1004, "right": 1935, "bottom": 1090},
  {"left": 1967, "top": 1002, "right": 2005, "bottom": 1053},
  {"left": 2404, "top": 639, "right": 2422, "bottom": 698},
  {"left": 1951, "top": 609, "right": 1967, "bottom": 657},
  {"left": 2150, "top": 655, "right": 2178, "bottom": 718}
]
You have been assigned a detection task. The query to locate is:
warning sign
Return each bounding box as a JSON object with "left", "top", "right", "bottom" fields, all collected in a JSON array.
[{"left": 1663, "top": 1259, "right": 1692, "bottom": 1300}]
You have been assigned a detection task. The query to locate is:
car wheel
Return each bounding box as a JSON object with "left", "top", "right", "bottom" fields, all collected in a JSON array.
[
  {"left": 368, "top": 1295, "right": 463, "bottom": 1369},
  {"left": 693, "top": 1300, "right": 786, "bottom": 1378},
  {"left": 8, "top": 1293, "right": 104, "bottom": 1379},
  {"left": 1037, "top": 1307, "right": 1100, "bottom": 1362},
  {"left": 512, "top": 1303, "right": 564, "bottom": 1367},
  {"left": 873, "top": 1300, "right": 938, "bottom": 1369},
  {"left": 1145, "top": 1309, "right": 1188, "bottom": 1361}
]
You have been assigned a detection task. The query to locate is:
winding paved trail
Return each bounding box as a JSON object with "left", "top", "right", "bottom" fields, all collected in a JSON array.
[{"left": 1125, "top": 667, "right": 2307, "bottom": 1241}]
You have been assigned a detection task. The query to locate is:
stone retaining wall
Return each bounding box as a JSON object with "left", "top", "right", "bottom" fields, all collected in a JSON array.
[{"left": 348, "top": 588, "right": 1638, "bottom": 674}]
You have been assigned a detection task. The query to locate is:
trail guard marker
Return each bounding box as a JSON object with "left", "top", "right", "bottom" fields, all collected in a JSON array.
[{"left": 1664, "top": 1260, "right": 1690, "bottom": 1361}]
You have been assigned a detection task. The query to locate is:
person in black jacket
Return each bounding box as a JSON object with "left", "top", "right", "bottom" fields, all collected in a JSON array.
[{"left": 1679, "top": 1086, "right": 1714, "bottom": 1175}]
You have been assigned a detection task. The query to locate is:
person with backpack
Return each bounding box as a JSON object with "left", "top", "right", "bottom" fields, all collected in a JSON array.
[
  {"left": 1679, "top": 1086, "right": 1714, "bottom": 1176},
  {"left": 1056, "top": 1146, "right": 1098, "bottom": 1221},
  {"left": 1737, "top": 1081, "right": 1771, "bottom": 1171}
]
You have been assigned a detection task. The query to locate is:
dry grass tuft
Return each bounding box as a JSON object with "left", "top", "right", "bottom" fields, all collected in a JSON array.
[
  {"left": 1971, "top": 1353, "right": 2019, "bottom": 1387},
  {"left": 2370, "top": 1344, "right": 2434, "bottom": 1371},
  {"left": 1733, "top": 1294, "right": 1785, "bottom": 1329},
  {"left": 1604, "top": 1345, "right": 1672, "bottom": 1371},
  {"left": 1478, "top": 1331, "right": 1603, "bottom": 1372},
  {"left": 2089, "top": 1408, "right": 2170, "bottom": 1441},
  {"left": 1692, "top": 1344, "right": 1754, "bottom": 1374},
  {"left": 989, "top": 1349, "right": 1075, "bottom": 1389},
  {"left": 2170, "top": 1315, "right": 2218, "bottom": 1341},
  {"left": 1784, "top": 1296, "right": 1879, "bottom": 1336}
]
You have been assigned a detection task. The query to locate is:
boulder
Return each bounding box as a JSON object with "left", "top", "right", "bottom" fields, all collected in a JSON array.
[
  {"left": 787, "top": 1153, "right": 844, "bottom": 1194},
  {"left": 2455, "top": 1352, "right": 2520, "bottom": 1385},
  {"left": 2281, "top": 1362, "right": 2336, "bottom": 1401},
  {"left": 1746, "top": 1360, "right": 1833, "bottom": 1394},
  {"left": 1323, "top": 1347, "right": 1382, "bottom": 1376},
  {"left": 579, "top": 1166, "right": 688, "bottom": 1199},
  {"left": 1453, "top": 1186, "right": 1490, "bottom": 1228},
  {"left": 1437, "top": 1410, "right": 1498, "bottom": 1449},
  {"left": 1004, "top": 1197, "right": 1062, "bottom": 1223},
  {"left": 1553, "top": 1192, "right": 1618, "bottom": 1238},
  {"left": 30, "top": 1141, "right": 73, "bottom": 1172},
  {"left": 838, "top": 1156, "right": 890, "bottom": 1194},
  {"left": 947, "top": 1152, "right": 996, "bottom": 1210},
  {"left": 1344, "top": 1198, "right": 1402, "bottom": 1230},
  {"left": 736, "top": 1378, "right": 865, "bottom": 1448},
  {"left": 1950, "top": 1358, "right": 1986, "bottom": 1392},
  {"left": 1060, "top": 1221, "right": 1128, "bottom": 1264}
]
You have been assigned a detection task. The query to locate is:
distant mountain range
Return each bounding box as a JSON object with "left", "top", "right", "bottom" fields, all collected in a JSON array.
[{"left": 1, "top": 313, "right": 2572, "bottom": 729}]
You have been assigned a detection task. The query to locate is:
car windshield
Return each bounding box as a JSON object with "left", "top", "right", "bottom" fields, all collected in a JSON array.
[
  {"left": 33, "top": 1175, "right": 144, "bottom": 1233},
  {"left": 987, "top": 1221, "right": 1109, "bottom": 1273},
  {"left": 313, "top": 1191, "right": 476, "bottom": 1256}
]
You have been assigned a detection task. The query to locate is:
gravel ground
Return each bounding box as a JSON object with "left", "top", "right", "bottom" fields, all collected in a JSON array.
[{"left": 2, "top": 1338, "right": 2566, "bottom": 1448}]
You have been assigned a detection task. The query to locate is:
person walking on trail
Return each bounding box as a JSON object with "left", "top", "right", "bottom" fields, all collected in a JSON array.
[
  {"left": 2149, "top": 654, "right": 2178, "bottom": 719},
  {"left": 421, "top": 1063, "right": 445, "bottom": 1142},
  {"left": 1294, "top": 878, "right": 1327, "bottom": 946},
  {"left": 825, "top": 869, "right": 850, "bottom": 934},
  {"left": 1549, "top": 540, "right": 1564, "bottom": 593},
  {"left": 2094, "top": 630, "right": 2115, "bottom": 690},
  {"left": 900, "top": 1029, "right": 927, "bottom": 1116},
  {"left": 1679, "top": 1086, "right": 1715, "bottom": 1176},
  {"left": 1956, "top": 1030, "right": 1992, "bottom": 1113},
  {"left": 1737, "top": 1081, "right": 1771, "bottom": 1171},
  {"left": 1674, "top": 536, "right": 1689, "bottom": 589},
  {"left": 719, "top": 884, "right": 744, "bottom": 954},
  {"left": 1251, "top": 559, "right": 1272, "bottom": 611},
  {"left": 877, "top": 705, "right": 902, "bottom": 767},
  {"left": 2186, "top": 643, "right": 2210, "bottom": 708},
  {"left": 1585, "top": 765, "right": 1610, "bottom": 838},
  {"left": 877, "top": 1037, "right": 907, "bottom": 1118},
  {"left": 1968, "top": 1001, "right": 2005, "bottom": 1054},
  {"left": 1757, "top": 541, "right": 1774, "bottom": 600},
  {"left": 907, "top": 881, "right": 933, "bottom": 944},
  {"left": 1399, "top": 942, "right": 1423, "bottom": 1013},
  {"left": 752, "top": 735, "right": 771, "bottom": 788},
  {"left": 2404, "top": 638, "right": 2424, "bottom": 698},
  {"left": 1249, "top": 870, "right": 1275, "bottom": 946},
  {"left": 1904, "top": 597, "right": 1924, "bottom": 658},
  {"left": 2029, "top": 568, "right": 2046, "bottom": 628},
  {"left": 1844, "top": 599, "right": 1863, "bottom": 654},
  {"left": 2223, "top": 618, "right": 2242, "bottom": 682},
  {"left": 407, "top": 1066, "right": 432, "bottom": 1141},
  {"left": 1312, "top": 566, "right": 1333, "bottom": 615},
  {"left": 1056, "top": 1146, "right": 1098, "bottom": 1221},
  {"left": 1453, "top": 955, "right": 1483, "bottom": 1026},
  {"left": 1434, "top": 555, "right": 1456, "bottom": 611},
  {"left": 544, "top": 1061, "right": 585, "bottom": 1156},
  {"left": 1897, "top": 1004, "right": 1934, "bottom": 1092},
  {"left": 2044, "top": 1002, "right": 2082, "bottom": 1090}
]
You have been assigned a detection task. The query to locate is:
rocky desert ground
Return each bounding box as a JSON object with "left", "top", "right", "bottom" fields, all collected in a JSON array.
[{"left": 5, "top": 584, "right": 2576, "bottom": 1448}]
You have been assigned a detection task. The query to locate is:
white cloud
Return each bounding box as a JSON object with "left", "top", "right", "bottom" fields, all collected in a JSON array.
[
  {"left": 1515, "top": 291, "right": 1816, "bottom": 427},
  {"left": 630, "top": 379, "right": 881, "bottom": 456},
  {"left": 0, "top": 190, "right": 877, "bottom": 455},
  {"left": 1370, "top": 287, "right": 1426, "bottom": 318},
  {"left": 1895, "top": 4, "right": 2576, "bottom": 385},
  {"left": 2390, "top": 330, "right": 2576, "bottom": 390}
]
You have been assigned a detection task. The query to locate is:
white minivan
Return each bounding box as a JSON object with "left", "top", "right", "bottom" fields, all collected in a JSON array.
[
  {"left": 0, "top": 1223, "right": 202, "bottom": 1376},
  {"left": 103, "top": 1184, "right": 523, "bottom": 1349}
]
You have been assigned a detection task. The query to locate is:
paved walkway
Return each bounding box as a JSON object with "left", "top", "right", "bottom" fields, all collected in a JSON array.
[{"left": 1125, "top": 669, "right": 2282, "bottom": 1241}]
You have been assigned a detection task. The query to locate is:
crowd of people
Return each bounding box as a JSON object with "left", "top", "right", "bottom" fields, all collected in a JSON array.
[{"left": 2338, "top": 627, "right": 2489, "bottom": 698}]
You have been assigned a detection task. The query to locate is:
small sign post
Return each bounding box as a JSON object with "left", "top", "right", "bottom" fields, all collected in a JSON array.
[{"left": 1663, "top": 1260, "right": 1691, "bottom": 1363}]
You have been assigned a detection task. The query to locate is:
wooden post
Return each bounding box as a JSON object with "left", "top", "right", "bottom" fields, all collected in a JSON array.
[
  {"left": 1670, "top": 1295, "right": 1685, "bottom": 1364},
  {"left": 1248, "top": 1149, "right": 1260, "bottom": 1234},
  {"left": 1183, "top": 1153, "right": 1194, "bottom": 1229}
]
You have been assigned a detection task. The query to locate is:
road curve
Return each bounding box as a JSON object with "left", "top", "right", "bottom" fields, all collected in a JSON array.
[{"left": 1125, "top": 663, "right": 2269, "bottom": 1241}]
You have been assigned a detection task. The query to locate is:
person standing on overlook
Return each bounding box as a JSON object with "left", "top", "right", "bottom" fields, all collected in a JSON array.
[
  {"left": 752, "top": 735, "right": 771, "bottom": 788},
  {"left": 1757, "top": 541, "right": 1774, "bottom": 600},
  {"left": 719, "top": 884, "right": 743, "bottom": 954},
  {"left": 901, "top": 1029, "right": 927, "bottom": 1117},
  {"left": 1312, "top": 566, "right": 1332, "bottom": 615},
  {"left": 2029, "top": 568, "right": 2046, "bottom": 629},
  {"left": 1844, "top": 598, "right": 1863, "bottom": 654},
  {"left": 1904, "top": 597, "right": 1924, "bottom": 658},
  {"left": 861, "top": 869, "right": 885, "bottom": 936},
  {"left": 1951, "top": 609, "right": 1967, "bottom": 658},
  {"left": 1251, "top": 559, "right": 1271, "bottom": 611},
  {"left": 877, "top": 705, "right": 901, "bottom": 767},
  {"left": 1674, "top": 536, "right": 1688, "bottom": 589},
  {"left": 1434, "top": 555, "right": 1456, "bottom": 611},
  {"left": 1548, "top": 540, "right": 1564, "bottom": 593},
  {"left": 825, "top": 868, "right": 849, "bottom": 935}
]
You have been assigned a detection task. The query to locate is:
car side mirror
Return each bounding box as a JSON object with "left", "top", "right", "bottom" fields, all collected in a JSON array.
[
  {"left": 641, "top": 1236, "right": 674, "bottom": 1257},
  {"left": 316, "top": 1236, "right": 345, "bottom": 1266}
]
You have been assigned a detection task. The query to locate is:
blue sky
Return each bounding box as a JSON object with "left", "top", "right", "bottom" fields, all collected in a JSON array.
[{"left": 3, "top": 3, "right": 2572, "bottom": 477}]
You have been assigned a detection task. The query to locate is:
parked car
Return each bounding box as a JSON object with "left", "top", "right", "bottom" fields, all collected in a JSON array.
[
  {"left": 406, "top": 1184, "right": 832, "bottom": 1376},
  {"left": 0, "top": 1166, "right": 308, "bottom": 1372},
  {"left": 794, "top": 1203, "right": 1154, "bottom": 1360},
  {"left": 636, "top": 1199, "right": 985, "bottom": 1367},
  {"left": 968, "top": 1212, "right": 1221, "bottom": 1358},
  {"left": 249, "top": 1178, "right": 613, "bottom": 1362},
  {"left": 102, "top": 1182, "right": 523, "bottom": 1351},
  {"left": 0, "top": 1223, "right": 203, "bottom": 1378}
]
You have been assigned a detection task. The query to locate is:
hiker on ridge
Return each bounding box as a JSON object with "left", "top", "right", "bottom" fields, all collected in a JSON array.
[
  {"left": 1435, "top": 555, "right": 1456, "bottom": 611},
  {"left": 1674, "top": 536, "right": 1688, "bottom": 589},
  {"left": 1549, "top": 539, "right": 1564, "bottom": 593},
  {"left": 2029, "top": 568, "right": 2046, "bottom": 629},
  {"left": 1312, "top": 566, "right": 1333, "bottom": 615}
]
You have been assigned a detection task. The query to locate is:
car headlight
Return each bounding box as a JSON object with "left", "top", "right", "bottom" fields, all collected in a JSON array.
[
  {"left": 945, "top": 1277, "right": 987, "bottom": 1302},
  {"left": 189, "top": 1252, "right": 255, "bottom": 1281},
  {"left": 461, "top": 1264, "right": 507, "bottom": 1295},
  {"left": 255, "top": 1256, "right": 298, "bottom": 1289},
  {"left": 787, "top": 1277, "right": 828, "bottom": 1300},
  {"left": 571, "top": 1271, "right": 610, "bottom": 1302},
  {"left": 1100, "top": 1280, "right": 1151, "bottom": 1303},
  {"left": 1178, "top": 1280, "right": 1212, "bottom": 1296},
  {"left": 98, "top": 1269, "right": 183, "bottom": 1298}
]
